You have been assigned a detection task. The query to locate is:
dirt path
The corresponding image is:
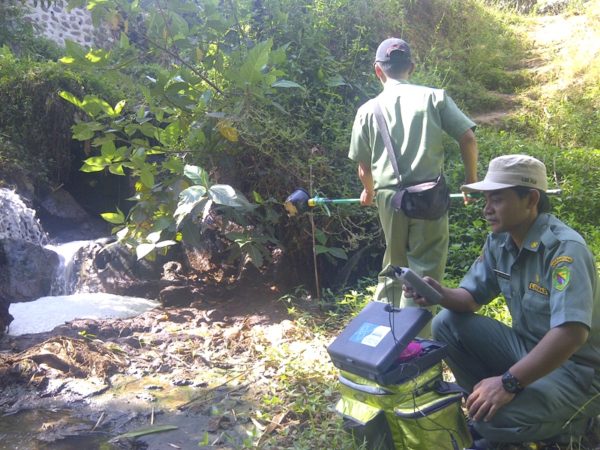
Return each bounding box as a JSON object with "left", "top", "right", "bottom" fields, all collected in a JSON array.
[{"left": 473, "top": 10, "right": 599, "bottom": 127}]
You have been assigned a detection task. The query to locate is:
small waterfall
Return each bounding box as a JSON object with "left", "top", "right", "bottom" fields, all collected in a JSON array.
[
  {"left": 0, "top": 188, "right": 47, "bottom": 245},
  {"left": 46, "top": 240, "right": 92, "bottom": 295},
  {"left": 2, "top": 188, "right": 160, "bottom": 336}
]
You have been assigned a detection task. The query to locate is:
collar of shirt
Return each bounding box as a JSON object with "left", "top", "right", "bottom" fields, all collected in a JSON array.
[
  {"left": 498, "top": 213, "right": 551, "bottom": 254},
  {"left": 382, "top": 79, "right": 410, "bottom": 90}
]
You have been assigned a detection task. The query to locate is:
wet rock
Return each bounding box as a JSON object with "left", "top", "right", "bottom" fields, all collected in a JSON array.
[
  {"left": 0, "top": 294, "right": 14, "bottom": 335},
  {"left": 40, "top": 187, "right": 89, "bottom": 222},
  {"left": 76, "top": 241, "right": 171, "bottom": 298},
  {"left": 0, "top": 238, "right": 59, "bottom": 301},
  {"left": 37, "top": 417, "right": 94, "bottom": 443},
  {"left": 162, "top": 261, "right": 185, "bottom": 281},
  {"left": 62, "top": 377, "right": 110, "bottom": 398},
  {"left": 159, "top": 285, "right": 197, "bottom": 307}
]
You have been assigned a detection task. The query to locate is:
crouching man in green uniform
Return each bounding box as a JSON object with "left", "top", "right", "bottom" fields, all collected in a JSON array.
[{"left": 409, "top": 154, "right": 600, "bottom": 446}]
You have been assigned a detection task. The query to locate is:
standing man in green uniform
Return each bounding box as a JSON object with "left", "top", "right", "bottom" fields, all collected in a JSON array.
[
  {"left": 410, "top": 155, "right": 600, "bottom": 446},
  {"left": 348, "top": 37, "right": 479, "bottom": 331}
]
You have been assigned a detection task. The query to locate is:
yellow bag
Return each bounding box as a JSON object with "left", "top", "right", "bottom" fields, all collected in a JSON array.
[{"left": 336, "top": 364, "right": 472, "bottom": 450}]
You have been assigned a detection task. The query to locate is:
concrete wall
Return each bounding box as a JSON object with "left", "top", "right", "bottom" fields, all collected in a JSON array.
[{"left": 24, "top": 0, "right": 100, "bottom": 48}]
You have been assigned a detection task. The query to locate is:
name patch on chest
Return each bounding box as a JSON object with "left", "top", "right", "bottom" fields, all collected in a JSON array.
[
  {"left": 528, "top": 282, "right": 549, "bottom": 297},
  {"left": 493, "top": 269, "right": 510, "bottom": 280}
]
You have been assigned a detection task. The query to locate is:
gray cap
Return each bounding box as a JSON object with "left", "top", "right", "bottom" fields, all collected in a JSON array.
[
  {"left": 462, "top": 154, "right": 548, "bottom": 192},
  {"left": 375, "top": 38, "right": 411, "bottom": 63}
]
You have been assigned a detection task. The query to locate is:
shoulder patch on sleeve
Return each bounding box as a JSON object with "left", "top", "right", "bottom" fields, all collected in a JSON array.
[
  {"left": 550, "top": 256, "right": 574, "bottom": 267},
  {"left": 552, "top": 266, "right": 571, "bottom": 291}
]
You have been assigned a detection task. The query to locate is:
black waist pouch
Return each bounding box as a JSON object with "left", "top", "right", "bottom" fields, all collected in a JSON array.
[{"left": 391, "top": 175, "right": 450, "bottom": 220}]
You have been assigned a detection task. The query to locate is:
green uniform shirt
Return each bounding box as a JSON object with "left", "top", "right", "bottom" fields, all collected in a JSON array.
[
  {"left": 348, "top": 80, "right": 475, "bottom": 189},
  {"left": 460, "top": 213, "right": 600, "bottom": 369}
]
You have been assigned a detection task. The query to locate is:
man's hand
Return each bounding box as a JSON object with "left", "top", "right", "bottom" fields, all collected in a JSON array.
[
  {"left": 461, "top": 190, "right": 479, "bottom": 205},
  {"left": 357, "top": 162, "right": 375, "bottom": 206},
  {"left": 402, "top": 276, "right": 442, "bottom": 307},
  {"left": 466, "top": 376, "right": 515, "bottom": 422},
  {"left": 360, "top": 188, "right": 375, "bottom": 206}
]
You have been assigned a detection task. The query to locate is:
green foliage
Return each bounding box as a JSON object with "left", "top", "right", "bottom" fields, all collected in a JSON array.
[
  {"left": 0, "top": 48, "right": 116, "bottom": 188},
  {"left": 45, "top": 0, "right": 531, "bottom": 281}
]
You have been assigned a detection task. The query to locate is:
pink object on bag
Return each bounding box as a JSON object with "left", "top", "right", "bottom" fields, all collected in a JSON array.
[{"left": 398, "top": 341, "right": 423, "bottom": 361}]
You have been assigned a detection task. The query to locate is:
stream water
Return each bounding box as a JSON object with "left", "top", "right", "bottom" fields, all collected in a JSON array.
[
  {"left": 0, "top": 188, "right": 159, "bottom": 336},
  {"left": 0, "top": 188, "right": 255, "bottom": 449}
]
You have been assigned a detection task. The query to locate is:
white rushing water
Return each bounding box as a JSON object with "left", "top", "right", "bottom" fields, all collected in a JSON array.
[
  {"left": 2, "top": 188, "right": 160, "bottom": 336},
  {"left": 8, "top": 293, "right": 160, "bottom": 336},
  {"left": 45, "top": 240, "right": 93, "bottom": 295}
]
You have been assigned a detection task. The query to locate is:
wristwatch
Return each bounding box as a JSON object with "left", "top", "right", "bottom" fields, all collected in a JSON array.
[{"left": 501, "top": 371, "right": 524, "bottom": 394}]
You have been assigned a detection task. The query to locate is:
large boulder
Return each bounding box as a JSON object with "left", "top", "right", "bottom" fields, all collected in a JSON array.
[{"left": 0, "top": 239, "right": 59, "bottom": 301}]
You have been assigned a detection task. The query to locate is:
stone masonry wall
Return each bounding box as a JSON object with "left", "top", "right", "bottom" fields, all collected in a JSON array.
[{"left": 24, "top": 0, "right": 100, "bottom": 48}]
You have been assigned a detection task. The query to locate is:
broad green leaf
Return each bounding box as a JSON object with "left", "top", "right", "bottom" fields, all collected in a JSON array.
[
  {"left": 81, "top": 155, "right": 109, "bottom": 172},
  {"left": 315, "top": 244, "right": 329, "bottom": 255},
  {"left": 80, "top": 162, "right": 105, "bottom": 173},
  {"left": 163, "top": 157, "right": 184, "bottom": 174},
  {"left": 174, "top": 186, "right": 208, "bottom": 224},
  {"left": 63, "top": 39, "right": 87, "bottom": 60},
  {"left": 183, "top": 164, "right": 209, "bottom": 186},
  {"left": 136, "top": 243, "right": 156, "bottom": 260},
  {"left": 198, "top": 432, "right": 210, "bottom": 446},
  {"left": 72, "top": 122, "right": 98, "bottom": 141},
  {"left": 272, "top": 79, "right": 304, "bottom": 90},
  {"left": 85, "top": 156, "right": 111, "bottom": 166},
  {"left": 159, "top": 121, "right": 181, "bottom": 146},
  {"left": 152, "top": 216, "right": 173, "bottom": 232},
  {"left": 80, "top": 95, "right": 115, "bottom": 117},
  {"left": 119, "top": 32, "right": 130, "bottom": 49},
  {"left": 101, "top": 140, "right": 116, "bottom": 158},
  {"left": 253, "top": 191, "right": 264, "bottom": 204},
  {"left": 327, "top": 247, "right": 348, "bottom": 260},
  {"left": 246, "top": 244, "right": 264, "bottom": 268},
  {"left": 236, "top": 39, "right": 273, "bottom": 84},
  {"left": 140, "top": 122, "right": 158, "bottom": 139},
  {"left": 139, "top": 168, "right": 155, "bottom": 188},
  {"left": 114, "top": 100, "right": 127, "bottom": 115},
  {"left": 198, "top": 198, "right": 213, "bottom": 221},
  {"left": 59, "top": 91, "right": 83, "bottom": 108},
  {"left": 108, "top": 163, "right": 125, "bottom": 175},
  {"left": 116, "top": 226, "right": 129, "bottom": 241},
  {"left": 101, "top": 211, "right": 125, "bottom": 224},
  {"left": 315, "top": 229, "right": 327, "bottom": 245},
  {"left": 147, "top": 231, "right": 162, "bottom": 244},
  {"left": 85, "top": 48, "right": 107, "bottom": 63},
  {"left": 124, "top": 123, "right": 139, "bottom": 136},
  {"left": 325, "top": 75, "right": 348, "bottom": 87},
  {"left": 155, "top": 240, "right": 177, "bottom": 248},
  {"left": 209, "top": 184, "right": 253, "bottom": 209},
  {"left": 217, "top": 121, "right": 238, "bottom": 142}
]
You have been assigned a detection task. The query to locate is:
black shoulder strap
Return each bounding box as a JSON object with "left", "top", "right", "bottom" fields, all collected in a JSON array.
[{"left": 373, "top": 99, "right": 402, "bottom": 184}]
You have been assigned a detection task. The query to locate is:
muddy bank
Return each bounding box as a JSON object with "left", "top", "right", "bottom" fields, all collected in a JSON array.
[{"left": 0, "top": 287, "right": 312, "bottom": 450}]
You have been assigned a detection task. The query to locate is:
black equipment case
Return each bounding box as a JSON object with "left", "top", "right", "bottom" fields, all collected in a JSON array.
[{"left": 327, "top": 302, "right": 447, "bottom": 384}]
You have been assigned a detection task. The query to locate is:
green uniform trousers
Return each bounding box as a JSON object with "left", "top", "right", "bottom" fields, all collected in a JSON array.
[
  {"left": 433, "top": 309, "right": 600, "bottom": 443},
  {"left": 373, "top": 189, "right": 449, "bottom": 337}
]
